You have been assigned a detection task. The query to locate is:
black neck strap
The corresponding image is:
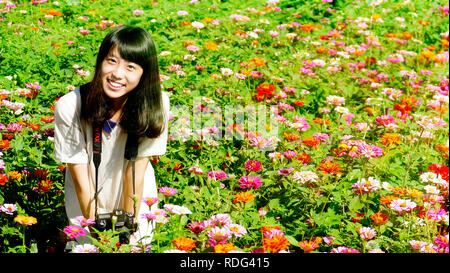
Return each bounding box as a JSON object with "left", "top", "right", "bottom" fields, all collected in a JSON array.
[{"left": 92, "top": 123, "right": 139, "bottom": 219}]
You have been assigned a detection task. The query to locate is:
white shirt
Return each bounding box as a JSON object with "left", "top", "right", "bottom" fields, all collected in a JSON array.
[{"left": 54, "top": 87, "right": 169, "bottom": 243}]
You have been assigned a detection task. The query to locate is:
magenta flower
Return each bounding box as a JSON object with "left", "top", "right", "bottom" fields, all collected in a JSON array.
[
  {"left": 278, "top": 167, "right": 294, "bottom": 176},
  {"left": 207, "top": 170, "right": 228, "bottom": 180},
  {"left": 63, "top": 225, "right": 86, "bottom": 239},
  {"left": 244, "top": 160, "right": 261, "bottom": 172},
  {"left": 238, "top": 176, "right": 262, "bottom": 189},
  {"left": 159, "top": 187, "right": 178, "bottom": 196}
]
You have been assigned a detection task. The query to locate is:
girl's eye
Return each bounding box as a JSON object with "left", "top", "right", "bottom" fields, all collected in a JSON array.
[
  {"left": 108, "top": 58, "right": 117, "bottom": 63},
  {"left": 127, "top": 65, "right": 135, "bottom": 71}
]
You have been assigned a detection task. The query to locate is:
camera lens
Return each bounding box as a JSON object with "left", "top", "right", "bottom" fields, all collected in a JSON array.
[{"left": 97, "top": 219, "right": 107, "bottom": 230}]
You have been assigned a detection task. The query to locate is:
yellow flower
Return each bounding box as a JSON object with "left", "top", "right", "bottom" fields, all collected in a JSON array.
[{"left": 14, "top": 215, "right": 37, "bottom": 226}]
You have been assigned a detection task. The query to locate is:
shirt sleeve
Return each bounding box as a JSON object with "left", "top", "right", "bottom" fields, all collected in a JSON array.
[
  {"left": 137, "top": 92, "right": 170, "bottom": 157},
  {"left": 54, "top": 89, "right": 89, "bottom": 164}
]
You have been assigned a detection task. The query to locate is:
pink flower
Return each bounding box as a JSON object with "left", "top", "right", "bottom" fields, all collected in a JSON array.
[
  {"left": 187, "top": 221, "right": 206, "bottom": 233},
  {"left": 72, "top": 244, "right": 99, "bottom": 253},
  {"left": 208, "top": 226, "right": 230, "bottom": 243},
  {"left": 244, "top": 160, "right": 261, "bottom": 172},
  {"left": 389, "top": 199, "right": 417, "bottom": 214},
  {"left": 158, "top": 187, "right": 178, "bottom": 196},
  {"left": 207, "top": 170, "right": 228, "bottom": 180},
  {"left": 142, "top": 196, "right": 159, "bottom": 207},
  {"left": 358, "top": 227, "right": 377, "bottom": 240},
  {"left": 409, "top": 240, "right": 428, "bottom": 250},
  {"left": 330, "top": 246, "right": 360, "bottom": 253},
  {"left": 282, "top": 150, "right": 297, "bottom": 159},
  {"left": 74, "top": 216, "right": 95, "bottom": 228},
  {"left": 63, "top": 225, "right": 86, "bottom": 239},
  {"left": 228, "top": 224, "right": 247, "bottom": 237},
  {"left": 357, "top": 144, "right": 383, "bottom": 159},
  {"left": 375, "top": 115, "right": 396, "bottom": 126},
  {"left": 0, "top": 203, "right": 17, "bottom": 215},
  {"left": 79, "top": 28, "right": 90, "bottom": 36},
  {"left": 133, "top": 9, "right": 144, "bottom": 16},
  {"left": 238, "top": 176, "right": 263, "bottom": 189},
  {"left": 352, "top": 177, "right": 380, "bottom": 194}
]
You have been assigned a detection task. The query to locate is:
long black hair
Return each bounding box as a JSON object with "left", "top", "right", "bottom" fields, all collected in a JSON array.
[{"left": 81, "top": 25, "right": 165, "bottom": 139}]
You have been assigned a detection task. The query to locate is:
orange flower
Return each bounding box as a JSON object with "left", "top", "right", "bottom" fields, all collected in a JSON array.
[
  {"left": 263, "top": 234, "right": 290, "bottom": 253},
  {"left": 406, "top": 188, "right": 423, "bottom": 199},
  {"left": 204, "top": 41, "right": 218, "bottom": 50},
  {"left": 380, "top": 133, "right": 400, "bottom": 146},
  {"left": 8, "top": 171, "right": 22, "bottom": 180},
  {"left": 233, "top": 192, "right": 255, "bottom": 204},
  {"left": 260, "top": 226, "right": 282, "bottom": 235},
  {"left": 302, "top": 136, "right": 320, "bottom": 148},
  {"left": 402, "top": 32, "right": 413, "bottom": 40},
  {"left": 363, "top": 107, "right": 379, "bottom": 116},
  {"left": 249, "top": 58, "right": 266, "bottom": 68},
  {"left": 0, "top": 139, "right": 11, "bottom": 150},
  {"left": 202, "top": 17, "right": 214, "bottom": 24},
  {"left": 313, "top": 117, "right": 331, "bottom": 125},
  {"left": 370, "top": 212, "right": 389, "bottom": 225},
  {"left": 293, "top": 99, "right": 305, "bottom": 107},
  {"left": 418, "top": 20, "right": 429, "bottom": 26},
  {"left": 181, "top": 21, "right": 191, "bottom": 26},
  {"left": 283, "top": 132, "right": 300, "bottom": 141},
  {"left": 14, "top": 215, "right": 37, "bottom": 226},
  {"left": 317, "top": 160, "right": 342, "bottom": 174},
  {"left": 36, "top": 180, "right": 53, "bottom": 193},
  {"left": 316, "top": 47, "right": 329, "bottom": 54},
  {"left": 391, "top": 187, "right": 408, "bottom": 196},
  {"left": 301, "top": 24, "right": 316, "bottom": 32},
  {"left": 171, "top": 237, "right": 196, "bottom": 251},
  {"left": 41, "top": 115, "right": 55, "bottom": 123},
  {"left": 379, "top": 195, "right": 400, "bottom": 206},
  {"left": 0, "top": 174, "right": 9, "bottom": 186},
  {"left": 214, "top": 243, "right": 237, "bottom": 253},
  {"left": 297, "top": 153, "right": 312, "bottom": 165},
  {"left": 298, "top": 240, "right": 320, "bottom": 252},
  {"left": 28, "top": 124, "right": 41, "bottom": 131}
]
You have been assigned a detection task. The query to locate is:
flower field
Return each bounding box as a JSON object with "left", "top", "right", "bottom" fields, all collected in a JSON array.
[{"left": 0, "top": 0, "right": 448, "bottom": 254}]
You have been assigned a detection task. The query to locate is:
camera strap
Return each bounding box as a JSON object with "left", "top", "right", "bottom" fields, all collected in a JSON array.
[{"left": 92, "top": 123, "right": 138, "bottom": 220}]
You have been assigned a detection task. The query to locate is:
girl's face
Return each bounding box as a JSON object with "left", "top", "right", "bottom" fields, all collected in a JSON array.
[{"left": 100, "top": 46, "right": 144, "bottom": 99}]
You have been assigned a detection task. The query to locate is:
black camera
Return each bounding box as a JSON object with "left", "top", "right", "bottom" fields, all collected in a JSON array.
[{"left": 95, "top": 209, "right": 137, "bottom": 244}]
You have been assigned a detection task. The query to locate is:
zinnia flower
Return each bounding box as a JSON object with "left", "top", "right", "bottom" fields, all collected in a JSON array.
[
  {"left": 63, "top": 225, "right": 86, "bottom": 239},
  {"left": 263, "top": 234, "right": 290, "bottom": 253},
  {"left": 158, "top": 187, "right": 178, "bottom": 196},
  {"left": 233, "top": 192, "right": 255, "bottom": 204},
  {"left": 207, "top": 170, "right": 228, "bottom": 180},
  {"left": 244, "top": 160, "right": 261, "bottom": 172},
  {"left": 298, "top": 240, "right": 320, "bottom": 252},
  {"left": 357, "top": 227, "right": 377, "bottom": 240},
  {"left": 214, "top": 243, "right": 237, "bottom": 253},
  {"left": 370, "top": 212, "right": 388, "bottom": 225},
  {"left": 171, "top": 237, "right": 196, "bottom": 251},
  {"left": 72, "top": 244, "right": 99, "bottom": 253},
  {"left": 14, "top": 215, "right": 37, "bottom": 226},
  {"left": 238, "top": 176, "right": 263, "bottom": 189}
]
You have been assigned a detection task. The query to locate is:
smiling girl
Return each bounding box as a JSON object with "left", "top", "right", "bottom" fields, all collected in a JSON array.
[{"left": 54, "top": 25, "right": 169, "bottom": 246}]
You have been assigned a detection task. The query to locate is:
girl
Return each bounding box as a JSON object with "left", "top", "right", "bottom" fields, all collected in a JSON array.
[{"left": 54, "top": 25, "right": 169, "bottom": 246}]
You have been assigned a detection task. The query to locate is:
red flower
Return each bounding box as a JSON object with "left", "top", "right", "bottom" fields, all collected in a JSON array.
[
  {"left": 428, "top": 164, "right": 449, "bottom": 182},
  {"left": 255, "top": 83, "right": 275, "bottom": 101}
]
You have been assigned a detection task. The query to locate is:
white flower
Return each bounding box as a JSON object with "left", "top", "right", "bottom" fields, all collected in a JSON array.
[{"left": 191, "top": 21, "right": 205, "bottom": 29}]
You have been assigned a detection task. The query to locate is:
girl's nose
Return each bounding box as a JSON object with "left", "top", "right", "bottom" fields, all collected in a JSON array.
[{"left": 111, "top": 65, "right": 125, "bottom": 79}]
